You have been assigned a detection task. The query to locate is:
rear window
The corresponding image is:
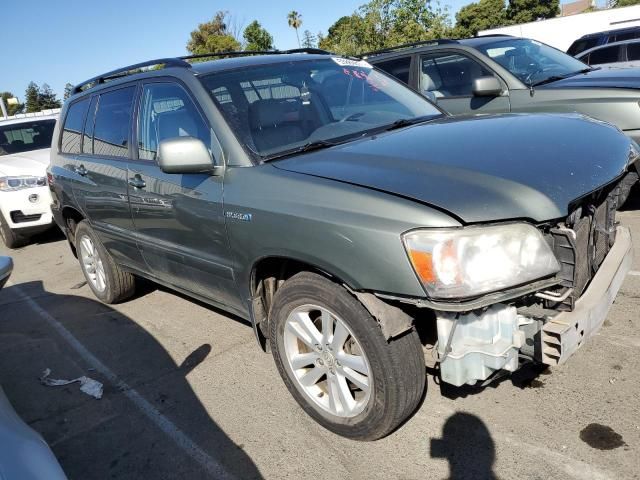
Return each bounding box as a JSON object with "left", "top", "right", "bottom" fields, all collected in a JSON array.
[
  {"left": 627, "top": 43, "right": 640, "bottom": 61},
  {"left": 588, "top": 45, "right": 620, "bottom": 65},
  {"left": 61, "top": 99, "right": 90, "bottom": 154},
  {"left": 93, "top": 87, "right": 135, "bottom": 158},
  {"left": 0, "top": 119, "right": 56, "bottom": 156}
]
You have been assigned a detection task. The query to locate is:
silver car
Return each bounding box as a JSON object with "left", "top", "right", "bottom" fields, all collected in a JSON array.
[{"left": 576, "top": 38, "right": 640, "bottom": 69}]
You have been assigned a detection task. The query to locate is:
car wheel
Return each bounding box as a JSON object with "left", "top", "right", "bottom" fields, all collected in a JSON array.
[
  {"left": 269, "top": 271, "right": 425, "bottom": 441},
  {"left": 75, "top": 221, "right": 135, "bottom": 303},
  {"left": 0, "top": 213, "right": 26, "bottom": 249}
]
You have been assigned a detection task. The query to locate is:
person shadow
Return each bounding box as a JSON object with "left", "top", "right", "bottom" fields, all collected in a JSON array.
[
  {"left": 431, "top": 412, "right": 498, "bottom": 480},
  {"left": 0, "top": 280, "right": 263, "bottom": 480}
]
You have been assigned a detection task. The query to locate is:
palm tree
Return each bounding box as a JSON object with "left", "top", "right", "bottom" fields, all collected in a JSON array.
[{"left": 287, "top": 11, "right": 303, "bottom": 48}]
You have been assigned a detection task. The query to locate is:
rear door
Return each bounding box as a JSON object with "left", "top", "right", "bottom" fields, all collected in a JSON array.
[
  {"left": 418, "top": 51, "right": 510, "bottom": 115},
  {"left": 72, "top": 84, "right": 145, "bottom": 269},
  {"left": 129, "top": 80, "right": 241, "bottom": 310}
]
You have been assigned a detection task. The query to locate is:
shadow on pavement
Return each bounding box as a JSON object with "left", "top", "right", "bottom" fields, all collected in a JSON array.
[
  {"left": 431, "top": 412, "right": 498, "bottom": 480},
  {"left": 0, "top": 281, "right": 263, "bottom": 480}
]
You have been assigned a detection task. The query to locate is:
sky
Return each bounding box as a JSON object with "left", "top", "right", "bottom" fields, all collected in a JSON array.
[{"left": 3, "top": 0, "right": 586, "bottom": 101}]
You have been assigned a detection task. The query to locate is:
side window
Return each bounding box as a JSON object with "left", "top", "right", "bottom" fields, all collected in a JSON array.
[
  {"left": 421, "top": 53, "right": 492, "bottom": 98},
  {"left": 82, "top": 96, "right": 99, "bottom": 154},
  {"left": 137, "top": 83, "right": 211, "bottom": 161},
  {"left": 93, "top": 86, "right": 135, "bottom": 158},
  {"left": 61, "top": 98, "right": 90, "bottom": 154},
  {"left": 628, "top": 43, "right": 640, "bottom": 61},
  {"left": 375, "top": 57, "right": 411, "bottom": 85},
  {"left": 589, "top": 45, "right": 621, "bottom": 65}
]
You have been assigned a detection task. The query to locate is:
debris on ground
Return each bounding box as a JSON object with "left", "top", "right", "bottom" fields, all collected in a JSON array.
[{"left": 39, "top": 368, "right": 103, "bottom": 399}]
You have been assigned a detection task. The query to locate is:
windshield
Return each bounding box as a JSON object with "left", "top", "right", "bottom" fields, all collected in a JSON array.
[
  {"left": 477, "top": 38, "right": 590, "bottom": 86},
  {"left": 0, "top": 119, "right": 56, "bottom": 156},
  {"left": 199, "top": 58, "right": 442, "bottom": 160}
]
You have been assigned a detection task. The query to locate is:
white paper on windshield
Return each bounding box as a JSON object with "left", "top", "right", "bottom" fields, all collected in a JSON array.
[{"left": 332, "top": 57, "right": 372, "bottom": 69}]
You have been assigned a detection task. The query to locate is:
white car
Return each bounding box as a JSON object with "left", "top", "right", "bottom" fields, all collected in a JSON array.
[{"left": 0, "top": 113, "right": 58, "bottom": 248}]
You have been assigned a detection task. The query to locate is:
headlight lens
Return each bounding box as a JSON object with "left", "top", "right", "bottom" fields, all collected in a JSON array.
[
  {"left": 403, "top": 223, "right": 560, "bottom": 299},
  {"left": 0, "top": 176, "right": 47, "bottom": 192}
]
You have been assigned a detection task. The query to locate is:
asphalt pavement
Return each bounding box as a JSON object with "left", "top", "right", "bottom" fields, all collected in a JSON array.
[{"left": 0, "top": 195, "right": 639, "bottom": 480}]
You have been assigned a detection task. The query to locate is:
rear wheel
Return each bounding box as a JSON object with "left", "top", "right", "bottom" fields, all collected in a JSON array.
[
  {"left": 269, "top": 272, "right": 425, "bottom": 441},
  {"left": 75, "top": 221, "right": 135, "bottom": 303},
  {"left": 0, "top": 213, "right": 26, "bottom": 249}
]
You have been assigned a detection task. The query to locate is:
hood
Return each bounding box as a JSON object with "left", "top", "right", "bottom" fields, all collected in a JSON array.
[
  {"left": 274, "top": 114, "right": 633, "bottom": 224},
  {"left": 540, "top": 67, "right": 640, "bottom": 89},
  {"left": 0, "top": 148, "right": 50, "bottom": 177}
]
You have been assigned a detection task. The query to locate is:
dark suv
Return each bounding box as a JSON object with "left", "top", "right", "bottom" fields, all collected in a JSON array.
[
  {"left": 49, "top": 50, "right": 636, "bottom": 440},
  {"left": 567, "top": 26, "right": 640, "bottom": 56}
]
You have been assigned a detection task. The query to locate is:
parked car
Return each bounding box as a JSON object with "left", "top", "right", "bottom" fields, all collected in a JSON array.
[
  {"left": 366, "top": 35, "right": 640, "bottom": 146},
  {"left": 0, "top": 255, "right": 67, "bottom": 479},
  {"left": 0, "top": 113, "right": 58, "bottom": 248},
  {"left": 49, "top": 51, "right": 637, "bottom": 440},
  {"left": 576, "top": 38, "right": 640, "bottom": 68},
  {"left": 567, "top": 26, "right": 640, "bottom": 57}
]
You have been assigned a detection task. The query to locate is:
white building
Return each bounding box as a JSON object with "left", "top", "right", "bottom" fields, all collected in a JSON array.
[{"left": 479, "top": 5, "right": 640, "bottom": 51}]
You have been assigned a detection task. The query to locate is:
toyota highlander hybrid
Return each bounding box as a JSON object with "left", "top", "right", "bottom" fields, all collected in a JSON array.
[
  {"left": 48, "top": 51, "right": 637, "bottom": 440},
  {"left": 0, "top": 113, "right": 58, "bottom": 248}
]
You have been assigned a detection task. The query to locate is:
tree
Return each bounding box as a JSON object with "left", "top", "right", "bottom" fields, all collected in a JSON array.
[
  {"left": 0, "top": 92, "right": 24, "bottom": 116},
  {"left": 507, "top": 0, "right": 559, "bottom": 24},
  {"left": 63, "top": 83, "right": 74, "bottom": 100},
  {"left": 454, "top": 0, "right": 507, "bottom": 38},
  {"left": 38, "top": 84, "right": 62, "bottom": 109},
  {"left": 187, "top": 11, "right": 241, "bottom": 56},
  {"left": 616, "top": 0, "right": 640, "bottom": 6},
  {"left": 25, "top": 82, "right": 40, "bottom": 113},
  {"left": 243, "top": 20, "right": 274, "bottom": 50},
  {"left": 288, "top": 11, "right": 303, "bottom": 47},
  {"left": 301, "top": 30, "right": 316, "bottom": 48}
]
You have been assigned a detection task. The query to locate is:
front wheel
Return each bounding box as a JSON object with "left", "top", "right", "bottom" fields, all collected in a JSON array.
[
  {"left": 0, "top": 213, "right": 27, "bottom": 249},
  {"left": 269, "top": 272, "right": 426, "bottom": 441}
]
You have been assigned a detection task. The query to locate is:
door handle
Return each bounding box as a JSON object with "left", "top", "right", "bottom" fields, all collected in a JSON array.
[
  {"left": 128, "top": 176, "right": 146, "bottom": 189},
  {"left": 75, "top": 165, "right": 88, "bottom": 176}
]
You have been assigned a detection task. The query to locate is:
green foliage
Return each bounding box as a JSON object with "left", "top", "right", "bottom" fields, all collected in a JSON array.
[
  {"left": 187, "top": 11, "right": 241, "bottom": 55},
  {"left": 288, "top": 11, "right": 303, "bottom": 47},
  {"left": 63, "top": 83, "right": 74, "bottom": 100},
  {"left": 37, "top": 84, "right": 62, "bottom": 110},
  {"left": 506, "top": 0, "right": 559, "bottom": 24},
  {"left": 25, "top": 82, "right": 41, "bottom": 113},
  {"left": 244, "top": 20, "right": 274, "bottom": 51},
  {"left": 454, "top": 0, "right": 507, "bottom": 38},
  {"left": 301, "top": 30, "right": 317, "bottom": 48},
  {"left": 616, "top": 0, "right": 640, "bottom": 6},
  {"left": 0, "top": 92, "right": 24, "bottom": 116},
  {"left": 320, "top": 0, "right": 452, "bottom": 56}
]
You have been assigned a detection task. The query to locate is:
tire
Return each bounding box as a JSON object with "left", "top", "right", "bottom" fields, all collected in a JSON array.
[
  {"left": 75, "top": 221, "right": 135, "bottom": 304},
  {"left": 269, "top": 271, "right": 425, "bottom": 441},
  {"left": 0, "top": 213, "right": 27, "bottom": 249}
]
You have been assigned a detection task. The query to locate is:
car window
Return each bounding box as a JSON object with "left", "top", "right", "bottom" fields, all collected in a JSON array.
[
  {"left": 588, "top": 45, "right": 620, "bottom": 65},
  {"left": 420, "top": 53, "right": 492, "bottom": 98},
  {"left": 611, "top": 32, "right": 636, "bottom": 43},
  {"left": 0, "top": 119, "right": 56, "bottom": 156},
  {"left": 93, "top": 86, "right": 135, "bottom": 158},
  {"left": 374, "top": 57, "right": 412, "bottom": 84},
  {"left": 199, "top": 58, "right": 441, "bottom": 160},
  {"left": 82, "top": 96, "right": 99, "bottom": 154},
  {"left": 627, "top": 43, "right": 640, "bottom": 61},
  {"left": 61, "top": 98, "right": 90, "bottom": 154},
  {"left": 137, "top": 83, "right": 211, "bottom": 162},
  {"left": 567, "top": 38, "right": 599, "bottom": 56}
]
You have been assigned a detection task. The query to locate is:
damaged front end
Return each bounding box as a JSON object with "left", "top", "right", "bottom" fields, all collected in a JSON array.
[{"left": 392, "top": 172, "right": 636, "bottom": 387}]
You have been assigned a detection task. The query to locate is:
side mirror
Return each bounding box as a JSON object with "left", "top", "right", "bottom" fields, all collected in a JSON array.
[
  {"left": 0, "top": 256, "right": 13, "bottom": 290},
  {"left": 158, "top": 137, "right": 220, "bottom": 175},
  {"left": 472, "top": 76, "right": 503, "bottom": 97}
]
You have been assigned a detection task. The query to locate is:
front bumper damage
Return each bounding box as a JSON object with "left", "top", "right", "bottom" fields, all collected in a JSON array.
[{"left": 435, "top": 226, "right": 632, "bottom": 387}]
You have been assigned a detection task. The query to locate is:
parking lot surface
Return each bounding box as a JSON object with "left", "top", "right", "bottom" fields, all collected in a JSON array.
[{"left": 1, "top": 196, "right": 639, "bottom": 480}]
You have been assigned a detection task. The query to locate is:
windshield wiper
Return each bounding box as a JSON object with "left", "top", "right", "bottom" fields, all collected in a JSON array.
[
  {"left": 531, "top": 68, "right": 593, "bottom": 87},
  {"left": 262, "top": 139, "right": 338, "bottom": 162},
  {"left": 381, "top": 115, "right": 436, "bottom": 133}
]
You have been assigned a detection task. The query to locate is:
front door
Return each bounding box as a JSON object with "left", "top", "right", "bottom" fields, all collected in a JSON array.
[
  {"left": 130, "top": 81, "right": 241, "bottom": 311},
  {"left": 419, "top": 52, "right": 511, "bottom": 115}
]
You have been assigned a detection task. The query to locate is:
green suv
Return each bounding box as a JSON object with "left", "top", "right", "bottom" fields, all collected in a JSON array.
[
  {"left": 367, "top": 35, "right": 640, "bottom": 144},
  {"left": 49, "top": 50, "right": 637, "bottom": 440}
]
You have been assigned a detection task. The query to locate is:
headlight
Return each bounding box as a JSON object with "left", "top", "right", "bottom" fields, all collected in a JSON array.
[
  {"left": 403, "top": 223, "right": 560, "bottom": 299},
  {"left": 0, "top": 176, "right": 47, "bottom": 192}
]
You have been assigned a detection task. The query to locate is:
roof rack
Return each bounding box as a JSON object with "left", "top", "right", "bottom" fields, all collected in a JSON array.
[
  {"left": 73, "top": 58, "right": 191, "bottom": 94},
  {"left": 73, "top": 48, "right": 332, "bottom": 95},
  {"left": 359, "top": 39, "right": 458, "bottom": 58}
]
